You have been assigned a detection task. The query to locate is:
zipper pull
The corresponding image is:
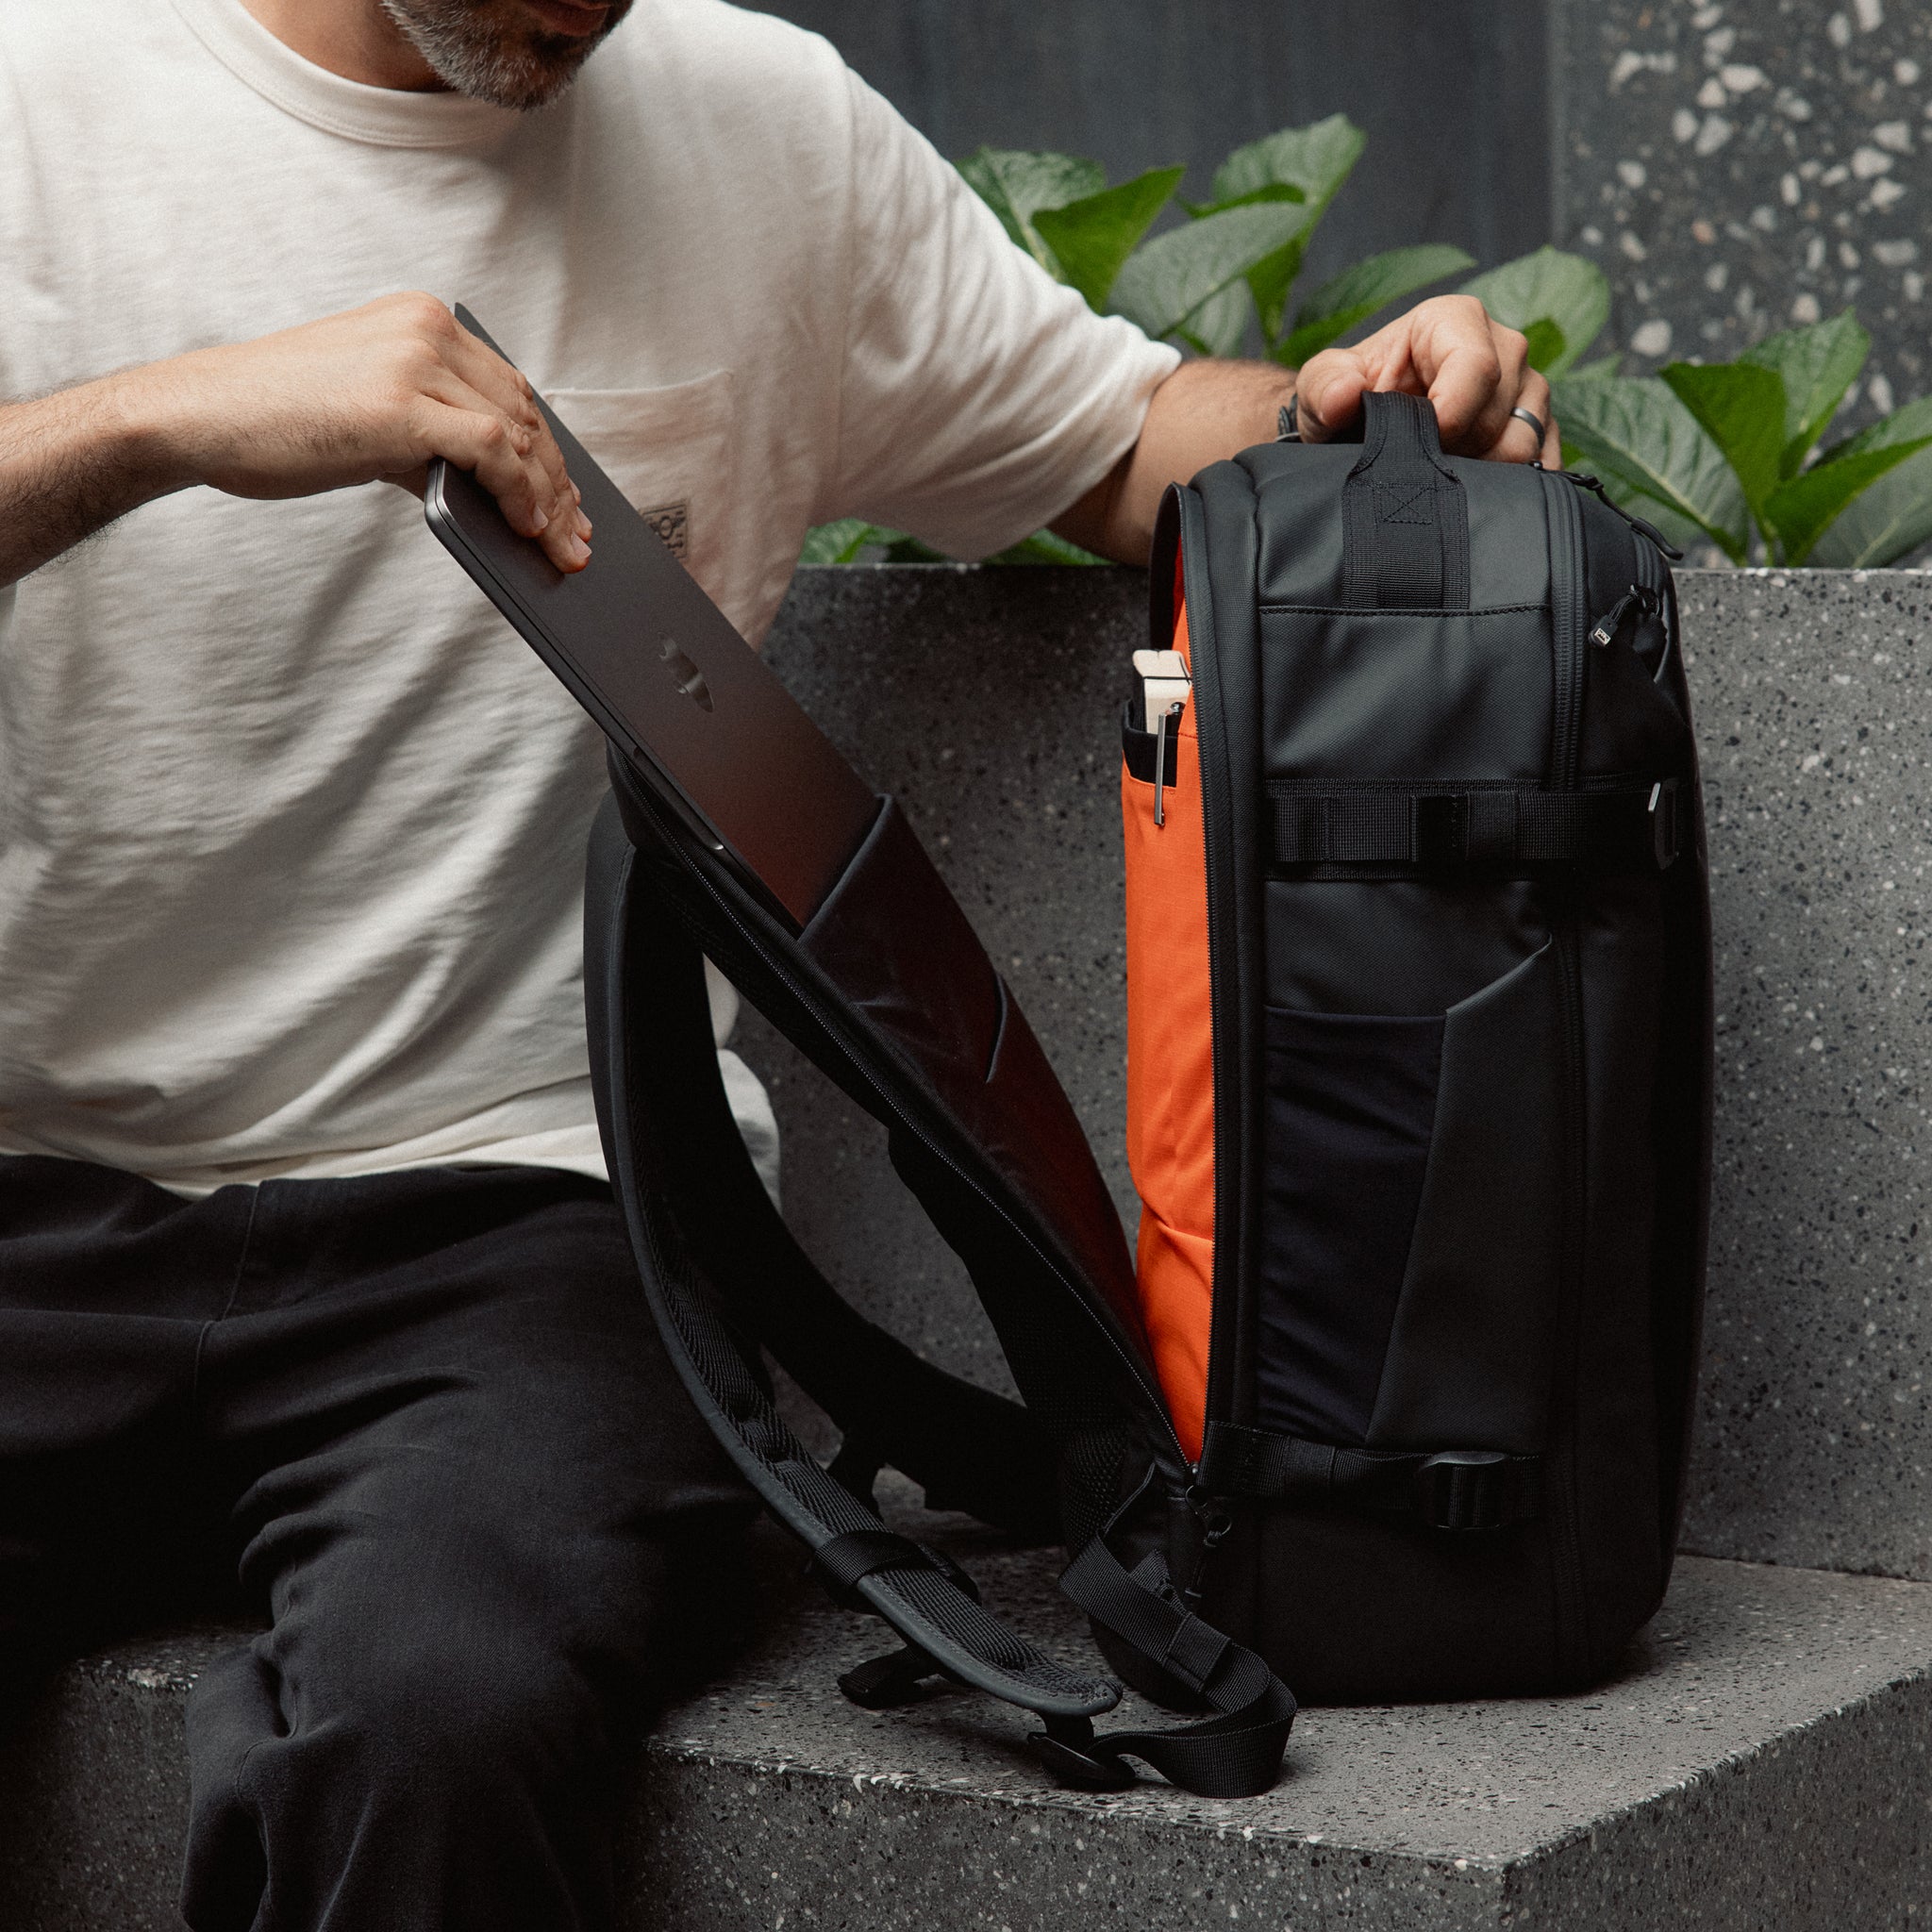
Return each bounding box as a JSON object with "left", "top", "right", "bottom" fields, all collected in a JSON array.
[
  {"left": 1561, "top": 471, "right": 1687, "bottom": 560},
  {"left": 1588, "top": 584, "right": 1659, "bottom": 648},
  {"left": 1589, "top": 588, "right": 1640, "bottom": 647},
  {"left": 1153, "top": 700, "right": 1182, "bottom": 827}
]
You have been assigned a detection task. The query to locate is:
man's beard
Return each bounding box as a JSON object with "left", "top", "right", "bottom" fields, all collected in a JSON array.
[{"left": 379, "top": 0, "right": 628, "bottom": 110}]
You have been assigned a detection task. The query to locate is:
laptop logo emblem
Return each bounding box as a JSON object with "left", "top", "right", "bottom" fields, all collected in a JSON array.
[{"left": 659, "top": 637, "right": 712, "bottom": 713}]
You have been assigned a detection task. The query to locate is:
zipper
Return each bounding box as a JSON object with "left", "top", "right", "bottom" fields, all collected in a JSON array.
[
  {"left": 1558, "top": 470, "right": 1685, "bottom": 561},
  {"left": 1542, "top": 470, "right": 1594, "bottom": 1681},
  {"left": 642, "top": 781, "right": 1191, "bottom": 1473},
  {"left": 1178, "top": 498, "right": 1245, "bottom": 1471}
]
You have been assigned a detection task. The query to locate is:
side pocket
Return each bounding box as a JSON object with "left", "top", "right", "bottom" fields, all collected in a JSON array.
[
  {"left": 1366, "top": 941, "right": 1568, "bottom": 1454},
  {"left": 1123, "top": 703, "right": 1214, "bottom": 1458},
  {"left": 1254, "top": 1008, "right": 1445, "bottom": 1445}
]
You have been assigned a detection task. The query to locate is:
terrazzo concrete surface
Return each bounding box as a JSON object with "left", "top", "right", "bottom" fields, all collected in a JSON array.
[
  {"left": 1678, "top": 568, "right": 1932, "bottom": 1576},
  {"left": 4, "top": 1516, "right": 1928, "bottom": 1931},
  {"left": 1556, "top": 0, "right": 1931, "bottom": 409},
  {"left": 747, "top": 565, "right": 1932, "bottom": 1581}
]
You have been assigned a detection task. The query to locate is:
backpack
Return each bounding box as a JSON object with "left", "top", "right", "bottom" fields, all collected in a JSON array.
[{"left": 582, "top": 391, "right": 1711, "bottom": 1798}]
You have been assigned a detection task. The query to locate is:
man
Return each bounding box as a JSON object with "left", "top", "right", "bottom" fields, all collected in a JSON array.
[{"left": 0, "top": 0, "right": 1556, "bottom": 1925}]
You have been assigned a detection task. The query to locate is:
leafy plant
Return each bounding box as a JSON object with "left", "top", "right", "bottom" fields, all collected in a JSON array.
[
  {"left": 1552, "top": 310, "right": 1932, "bottom": 566},
  {"left": 805, "top": 118, "right": 1932, "bottom": 569},
  {"left": 811, "top": 114, "right": 1476, "bottom": 565}
]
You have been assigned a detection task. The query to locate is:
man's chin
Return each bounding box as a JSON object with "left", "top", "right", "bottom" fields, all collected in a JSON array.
[{"left": 381, "top": 0, "right": 630, "bottom": 110}]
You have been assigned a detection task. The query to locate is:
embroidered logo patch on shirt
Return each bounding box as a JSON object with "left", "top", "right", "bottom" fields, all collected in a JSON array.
[{"left": 641, "top": 502, "right": 690, "bottom": 560}]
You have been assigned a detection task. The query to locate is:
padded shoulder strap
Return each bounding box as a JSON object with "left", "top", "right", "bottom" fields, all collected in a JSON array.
[
  {"left": 585, "top": 787, "right": 1296, "bottom": 1796},
  {"left": 585, "top": 796, "right": 1117, "bottom": 1723}
]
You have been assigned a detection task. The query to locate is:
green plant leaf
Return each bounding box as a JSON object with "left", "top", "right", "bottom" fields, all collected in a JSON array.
[
  {"left": 1569, "top": 352, "right": 1623, "bottom": 380},
  {"left": 956, "top": 148, "right": 1106, "bottom": 275},
  {"left": 1110, "top": 198, "right": 1315, "bottom": 341},
  {"left": 1275, "top": 243, "right": 1476, "bottom": 367},
  {"left": 1522, "top": 319, "right": 1565, "bottom": 372},
  {"left": 1174, "top": 280, "right": 1253, "bottom": 358},
  {"left": 1658, "top": 360, "right": 1788, "bottom": 537},
  {"left": 1211, "top": 116, "right": 1365, "bottom": 341},
  {"left": 797, "top": 518, "right": 885, "bottom": 565},
  {"left": 984, "top": 528, "right": 1110, "bottom": 566},
  {"left": 1212, "top": 115, "right": 1364, "bottom": 210},
  {"left": 1738, "top": 310, "right": 1870, "bottom": 478},
  {"left": 1460, "top": 247, "right": 1610, "bottom": 375},
  {"left": 1761, "top": 436, "right": 1932, "bottom": 562},
  {"left": 1031, "top": 166, "right": 1185, "bottom": 310},
  {"left": 1551, "top": 374, "right": 1753, "bottom": 561},
  {"left": 1801, "top": 396, "right": 1932, "bottom": 567},
  {"left": 1182, "top": 182, "right": 1305, "bottom": 219}
]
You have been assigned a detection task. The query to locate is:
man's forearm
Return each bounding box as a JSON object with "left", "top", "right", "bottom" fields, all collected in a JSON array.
[
  {"left": 0, "top": 375, "right": 190, "bottom": 590},
  {"left": 1051, "top": 359, "right": 1292, "bottom": 566},
  {"left": 0, "top": 296, "right": 597, "bottom": 595}
]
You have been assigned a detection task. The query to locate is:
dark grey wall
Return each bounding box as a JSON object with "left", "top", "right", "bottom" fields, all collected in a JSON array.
[{"left": 758, "top": 1, "right": 1555, "bottom": 290}]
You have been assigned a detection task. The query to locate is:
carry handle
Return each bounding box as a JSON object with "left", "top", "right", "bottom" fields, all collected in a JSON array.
[{"left": 1342, "top": 391, "right": 1471, "bottom": 609}]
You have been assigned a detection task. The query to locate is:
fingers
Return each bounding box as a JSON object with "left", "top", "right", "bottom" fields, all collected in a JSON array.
[
  {"left": 1290, "top": 294, "right": 1551, "bottom": 467},
  {"left": 438, "top": 316, "right": 588, "bottom": 548},
  {"left": 1292, "top": 350, "right": 1364, "bottom": 444},
  {"left": 1487, "top": 368, "right": 1558, "bottom": 466},
  {"left": 1294, "top": 343, "right": 1423, "bottom": 443},
  {"left": 369, "top": 296, "right": 587, "bottom": 568},
  {"left": 411, "top": 397, "right": 591, "bottom": 573},
  {"left": 1407, "top": 296, "right": 1513, "bottom": 451}
]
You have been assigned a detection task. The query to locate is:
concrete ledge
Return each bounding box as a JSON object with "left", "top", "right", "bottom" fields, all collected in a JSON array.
[{"left": 5, "top": 1495, "right": 1930, "bottom": 1930}]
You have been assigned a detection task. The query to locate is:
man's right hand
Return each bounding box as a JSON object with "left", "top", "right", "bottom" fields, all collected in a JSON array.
[{"left": 0, "top": 293, "right": 592, "bottom": 590}]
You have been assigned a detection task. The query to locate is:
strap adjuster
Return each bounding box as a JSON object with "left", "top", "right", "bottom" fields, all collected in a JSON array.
[
  {"left": 1648, "top": 777, "right": 1681, "bottom": 871},
  {"left": 1415, "top": 1450, "right": 1511, "bottom": 1531}
]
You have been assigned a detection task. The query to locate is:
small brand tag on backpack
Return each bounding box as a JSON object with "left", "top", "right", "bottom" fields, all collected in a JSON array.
[{"left": 640, "top": 501, "right": 690, "bottom": 560}]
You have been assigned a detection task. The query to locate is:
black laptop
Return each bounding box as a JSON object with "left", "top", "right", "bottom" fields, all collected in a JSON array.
[{"left": 424, "top": 308, "right": 878, "bottom": 932}]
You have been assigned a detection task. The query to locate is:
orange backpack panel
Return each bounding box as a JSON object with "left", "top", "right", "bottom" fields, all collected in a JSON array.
[{"left": 1122, "top": 584, "right": 1215, "bottom": 1457}]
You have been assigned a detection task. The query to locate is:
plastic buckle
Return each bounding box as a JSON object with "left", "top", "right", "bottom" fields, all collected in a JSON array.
[
  {"left": 1648, "top": 778, "right": 1681, "bottom": 871},
  {"left": 838, "top": 1642, "right": 947, "bottom": 1711},
  {"left": 1416, "top": 1450, "right": 1509, "bottom": 1531},
  {"left": 1026, "top": 1715, "right": 1138, "bottom": 1792}
]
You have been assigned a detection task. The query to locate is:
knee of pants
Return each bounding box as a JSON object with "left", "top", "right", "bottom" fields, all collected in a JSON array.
[
  {"left": 204, "top": 1593, "right": 642, "bottom": 1819},
  {"left": 183, "top": 1623, "right": 624, "bottom": 1932},
  {"left": 331, "top": 1615, "right": 634, "bottom": 1798}
]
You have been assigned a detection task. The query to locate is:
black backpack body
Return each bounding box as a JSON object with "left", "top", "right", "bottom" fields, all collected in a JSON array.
[
  {"left": 581, "top": 391, "right": 1711, "bottom": 1793},
  {"left": 1134, "top": 394, "right": 1713, "bottom": 1703}
]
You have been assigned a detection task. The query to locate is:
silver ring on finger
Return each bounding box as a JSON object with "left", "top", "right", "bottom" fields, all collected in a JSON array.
[{"left": 1510, "top": 405, "right": 1546, "bottom": 445}]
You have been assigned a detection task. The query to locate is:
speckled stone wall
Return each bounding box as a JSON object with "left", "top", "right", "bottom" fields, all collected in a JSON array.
[
  {"left": 1556, "top": 0, "right": 1931, "bottom": 415},
  {"left": 747, "top": 564, "right": 1932, "bottom": 1585},
  {"left": 1677, "top": 567, "right": 1932, "bottom": 1577}
]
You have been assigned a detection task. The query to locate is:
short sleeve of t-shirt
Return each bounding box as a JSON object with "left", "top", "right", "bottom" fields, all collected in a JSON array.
[{"left": 822, "top": 69, "right": 1181, "bottom": 560}]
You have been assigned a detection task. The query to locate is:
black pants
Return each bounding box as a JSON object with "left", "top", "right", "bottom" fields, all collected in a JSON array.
[{"left": 0, "top": 1156, "right": 755, "bottom": 1932}]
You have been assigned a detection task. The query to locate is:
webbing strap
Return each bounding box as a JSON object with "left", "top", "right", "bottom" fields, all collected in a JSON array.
[
  {"left": 1198, "top": 1422, "right": 1543, "bottom": 1532},
  {"left": 1056, "top": 1541, "right": 1298, "bottom": 1799},
  {"left": 1273, "top": 778, "right": 1681, "bottom": 874},
  {"left": 1341, "top": 391, "right": 1470, "bottom": 609}
]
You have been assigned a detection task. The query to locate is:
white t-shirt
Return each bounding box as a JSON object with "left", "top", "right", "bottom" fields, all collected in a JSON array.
[{"left": 0, "top": 0, "right": 1177, "bottom": 1196}]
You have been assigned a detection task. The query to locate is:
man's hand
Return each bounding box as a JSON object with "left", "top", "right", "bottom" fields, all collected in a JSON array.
[
  {"left": 1295, "top": 294, "right": 1557, "bottom": 466},
  {"left": 0, "top": 294, "right": 591, "bottom": 590},
  {"left": 1052, "top": 294, "right": 1556, "bottom": 566}
]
